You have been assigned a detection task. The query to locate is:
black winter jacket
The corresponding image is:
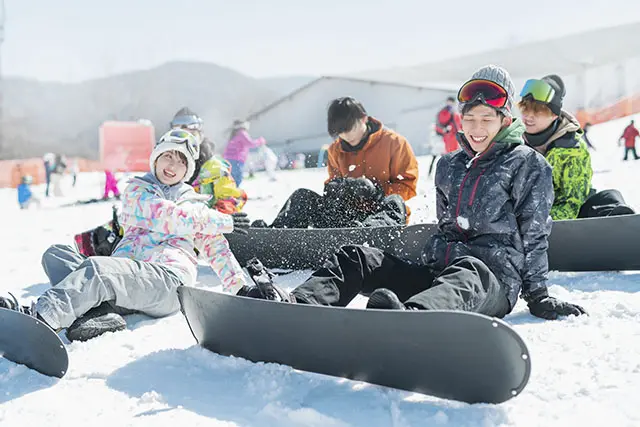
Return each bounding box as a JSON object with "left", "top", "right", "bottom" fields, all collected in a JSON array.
[{"left": 422, "top": 119, "right": 554, "bottom": 310}]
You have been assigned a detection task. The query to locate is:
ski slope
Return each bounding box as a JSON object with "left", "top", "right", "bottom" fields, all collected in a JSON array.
[{"left": 1, "top": 115, "right": 639, "bottom": 427}]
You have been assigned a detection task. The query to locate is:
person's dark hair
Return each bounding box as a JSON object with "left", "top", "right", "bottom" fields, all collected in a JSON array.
[
  {"left": 186, "top": 138, "right": 215, "bottom": 185},
  {"left": 461, "top": 100, "right": 504, "bottom": 118},
  {"left": 446, "top": 96, "right": 455, "bottom": 102},
  {"left": 327, "top": 97, "right": 367, "bottom": 138}
]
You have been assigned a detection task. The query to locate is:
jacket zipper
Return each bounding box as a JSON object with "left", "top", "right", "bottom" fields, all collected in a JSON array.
[
  {"left": 468, "top": 169, "right": 486, "bottom": 207},
  {"left": 454, "top": 141, "right": 496, "bottom": 237}
]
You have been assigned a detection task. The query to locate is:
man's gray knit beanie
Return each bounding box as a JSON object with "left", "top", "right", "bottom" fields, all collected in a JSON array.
[{"left": 462, "top": 64, "right": 516, "bottom": 116}]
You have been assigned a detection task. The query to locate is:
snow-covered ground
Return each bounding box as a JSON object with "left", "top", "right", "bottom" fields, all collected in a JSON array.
[{"left": 1, "top": 115, "right": 639, "bottom": 426}]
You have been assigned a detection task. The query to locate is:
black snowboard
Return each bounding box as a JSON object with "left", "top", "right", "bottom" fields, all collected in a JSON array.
[
  {"left": 226, "top": 225, "right": 407, "bottom": 270},
  {"left": 178, "top": 286, "right": 531, "bottom": 404},
  {"left": 225, "top": 213, "right": 640, "bottom": 272},
  {"left": 0, "top": 308, "right": 69, "bottom": 378}
]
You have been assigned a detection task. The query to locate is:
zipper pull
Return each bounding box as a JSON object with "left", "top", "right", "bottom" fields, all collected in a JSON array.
[{"left": 466, "top": 153, "right": 480, "bottom": 169}]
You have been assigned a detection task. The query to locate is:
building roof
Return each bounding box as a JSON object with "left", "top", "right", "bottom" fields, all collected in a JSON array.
[
  {"left": 349, "top": 22, "right": 640, "bottom": 84},
  {"left": 246, "top": 76, "right": 457, "bottom": 122}
]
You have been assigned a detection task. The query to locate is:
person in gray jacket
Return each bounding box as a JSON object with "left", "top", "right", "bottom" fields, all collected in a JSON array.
[{"left": 240, "top": 65, "right": 586, "bottom": 321}]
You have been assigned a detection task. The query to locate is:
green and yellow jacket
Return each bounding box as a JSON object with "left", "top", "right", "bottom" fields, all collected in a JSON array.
[{"left": 525, "top": 111, "right": 593, "bottom": 220}]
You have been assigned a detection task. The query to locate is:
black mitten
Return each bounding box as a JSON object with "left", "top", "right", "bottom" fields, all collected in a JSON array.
[
  {"left": 343, "top": 177, "right": 383, "bottom": 202},
  {"left": 231, "top": 212, "right": 250, "bottom": 235},
  {"left": 528, "top": 295, "right": 587, "bottom": 320},
  {"left": 323, "top": 178, "right": 346, "bottom": 199}
]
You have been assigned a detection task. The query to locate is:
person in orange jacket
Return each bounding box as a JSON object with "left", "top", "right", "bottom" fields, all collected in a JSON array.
[{"left": 253, "top": 97, "right": 419, "bottom": 228}]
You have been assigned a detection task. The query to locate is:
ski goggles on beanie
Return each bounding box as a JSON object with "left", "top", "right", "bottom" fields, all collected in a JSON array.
[
  {"left": 520, "top": 79, "right": 556, "bottom": 103},
  {"left": 157, "top": 129, "right": 200, "bottom": 158},
  {"left": 170, "top": 115, "right": 203, "bottom": 131},
  {"left": 457, "top": 79, "right": 509, "bottom": 109}
]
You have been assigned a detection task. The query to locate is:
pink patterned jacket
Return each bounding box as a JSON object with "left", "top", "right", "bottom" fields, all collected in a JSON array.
[{"left": 112, "top": 174, "right": 248, "bottom": 293}]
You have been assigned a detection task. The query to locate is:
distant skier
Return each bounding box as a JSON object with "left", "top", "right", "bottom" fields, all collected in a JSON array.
[
  {"left": 619, "top": 120, "right": 639, "bottom": 160},
  {"left": 223, "top": 119, "right": 267, "bottom": 187},
  {"left": 434, "top": 96, "right": 462, "bottom": 154},
  {"left": 70, "top": 158, "right": 79, "bottom": 187},
  {"left": 42, "top": 153, "right": 55, "bottom": 197},
  {"left": 260, "top": 144, "right": 279, "bottom": 181},
  {"left": 17, "top": 175, "right": 40, "bottom": 209},
  {"left": 245, "top": 144, "right": 278, "bottom": 181},
  {"left": 50, "top": 154, "right": 67, "bottom": 197},
  {"left": 103, "top": 170, "right": 120, "bottom": 200}
]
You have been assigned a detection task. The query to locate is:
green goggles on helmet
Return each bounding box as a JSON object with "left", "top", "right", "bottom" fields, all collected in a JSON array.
[{"left": 520, "top": 79, "right": 556, "bottom": 103}]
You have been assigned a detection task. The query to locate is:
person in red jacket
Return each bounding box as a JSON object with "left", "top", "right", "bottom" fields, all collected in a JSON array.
[
  {"left": 619, "top": 120, "right": 640, "bottom": 160},
  {"left": 434, "top": 96, "right": 462, "bottom": 153}
]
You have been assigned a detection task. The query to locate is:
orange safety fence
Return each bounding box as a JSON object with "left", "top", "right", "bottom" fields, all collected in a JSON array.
[
  {"left": 575, "top": 94, "right": 640, "bottom": 127},
  {"left": 0, "top": 157, "right": 105, "bottom": 189}
]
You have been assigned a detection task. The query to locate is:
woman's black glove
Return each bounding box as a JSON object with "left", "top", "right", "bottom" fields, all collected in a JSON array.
[{"left": 231, "top": 212, "right": 250, "bottom": 235}]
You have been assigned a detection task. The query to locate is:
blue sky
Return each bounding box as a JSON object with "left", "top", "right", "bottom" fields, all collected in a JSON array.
[{"left": 2, "top": 0, "right": 639, "bottom": 82}]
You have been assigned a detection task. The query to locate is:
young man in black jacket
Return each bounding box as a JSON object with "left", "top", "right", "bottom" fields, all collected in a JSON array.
[{"left": 242, "top": 65, "right": 585, "bottom": 321}]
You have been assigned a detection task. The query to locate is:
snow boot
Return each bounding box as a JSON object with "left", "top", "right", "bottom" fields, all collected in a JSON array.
[
  {"left": 366, "top": 288, "right": 412, "bottom": 310},
  {"left": 66, "top": 302, "right": 127, "bottom": 342}
]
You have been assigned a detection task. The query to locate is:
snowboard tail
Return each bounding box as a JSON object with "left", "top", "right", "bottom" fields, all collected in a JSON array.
[
  {"left": 178, "top": 286, "right": 531, "bottom": 404},
  {"left": 0, "top": 308, "right": 69, "bottom": 378}
]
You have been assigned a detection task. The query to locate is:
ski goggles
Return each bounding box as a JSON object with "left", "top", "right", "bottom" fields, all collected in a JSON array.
[
  {"left": 519, "top": 79, "right": 556, "bottom": 103},
  {"left": 457, "top": 79, "right": 509, "bottom": 109},
  {"left": 158, "top": 129, "right": 200, "bottom": 158},
  {"left": 171, "top": 115, "right": 203, "bottom": 131}
]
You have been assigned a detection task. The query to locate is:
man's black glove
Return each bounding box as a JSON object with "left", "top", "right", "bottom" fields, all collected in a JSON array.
[
  {"left": 343, "top": 177, "right": 383, "bottom": 202},
  {"left": 231, "top": 212, "right": 250, "bottom": 235},
  {"left": 323, "top": 177, "right": 346, "bottom": 199},
  {"left": 528, "top": 295, "right": 587, "bottom": 320}
]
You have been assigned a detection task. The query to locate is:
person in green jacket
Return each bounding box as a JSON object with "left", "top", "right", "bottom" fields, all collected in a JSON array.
[
  {"left": 517, "top": 75, "right": 593, "bottom": 220},
  {"left": 518, "top": 74, "right": 634, "bottom": 219}
]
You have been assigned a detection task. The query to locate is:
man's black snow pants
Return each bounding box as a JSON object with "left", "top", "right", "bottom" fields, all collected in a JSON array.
[
  {"left": 270, "top": 188, "right": 407, "bottom": 228},
  {"left": 291, "top": 245, "right": 511, "bottom": 318},
  {"left": 623, "top": 146, "right": 639, "bottom": 160}
]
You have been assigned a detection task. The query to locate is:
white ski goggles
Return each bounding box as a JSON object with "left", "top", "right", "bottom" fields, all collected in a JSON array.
[{"left": 157, "top": 129, "right": 200, "bottom": 158}]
